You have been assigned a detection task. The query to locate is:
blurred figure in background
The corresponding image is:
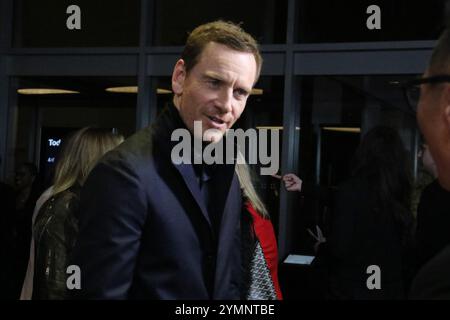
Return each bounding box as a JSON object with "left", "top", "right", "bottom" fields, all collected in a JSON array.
[
  {"left": 14, "top": 163, "right": 40, "bottom": 212},
  {"left": 11, "top": 162, "right": 43, "bottom": 299},
  {"left": 0, "top": 156, "right": 16, "bottom": 299},
  {"left": 19, "top": 186, "right": 54, "bottom": 300},
  {"left": 21, "top": 127, "right": 123, "bottom": 300},
  {"left": 315, "top": 126, "right": 414, "bottom": 299}
]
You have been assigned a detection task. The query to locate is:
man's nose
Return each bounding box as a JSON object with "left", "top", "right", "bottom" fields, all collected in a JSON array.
[{"left": 216, "top": 88, "right": 233, "bottom": 113}]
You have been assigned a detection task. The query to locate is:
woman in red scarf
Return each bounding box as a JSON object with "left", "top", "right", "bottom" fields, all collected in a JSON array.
[{"left": 235, "top": 154, "right": 286, "bottom": 300}]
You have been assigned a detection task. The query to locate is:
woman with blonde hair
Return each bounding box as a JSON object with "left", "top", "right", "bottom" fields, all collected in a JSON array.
[
  {"left": 235, "top": 152, "right": 283, "bottom": 300},
  {"left": 21, "top": 127, "right": 123, "bottom": 300}
]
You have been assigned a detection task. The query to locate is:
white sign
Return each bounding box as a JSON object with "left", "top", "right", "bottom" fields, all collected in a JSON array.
[{"left": 48, "top": 138, "right": 61, "bottom": 147}]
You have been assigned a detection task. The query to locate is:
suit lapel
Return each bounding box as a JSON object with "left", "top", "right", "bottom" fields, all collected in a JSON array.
[
  {"left": 152, "top": 104, "right": 214, "bottom": 230},
  {"left": 213, "top": 166, "right": 242, "bottom": 298},
  {"left": 153, "top": 104, "right": 242, "bottom": 294},
  {"left": 173, "top": 163, "right": 212, "bottom": 228}
]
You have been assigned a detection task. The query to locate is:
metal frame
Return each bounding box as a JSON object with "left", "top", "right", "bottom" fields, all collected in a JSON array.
[
  {"left": 0, "top": 57, "right": 10, "bottom": 180},
  {"left": 277, "top": 0, "right": 299, "bottom": 261},
  {"left": 136, "top": 0, "right": 151, "bottom": 129},
  {"left": 0, "top": 0, "right": 436, "bottom": 256},
  {"left": 0, "top": 0, "right": 13, "bottom": 180}
]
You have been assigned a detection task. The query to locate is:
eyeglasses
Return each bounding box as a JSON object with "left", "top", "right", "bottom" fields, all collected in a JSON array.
[{"left": 403, "top": 75, "right": 450, "bottom": 113}]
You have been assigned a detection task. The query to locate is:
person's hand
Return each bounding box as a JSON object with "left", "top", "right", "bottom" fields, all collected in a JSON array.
[
  {"left": 307, "top": 225, "right": 326, "bottom": 253},
  {"left": 282, "top": 173, "right": 302, "bottom": 192}
]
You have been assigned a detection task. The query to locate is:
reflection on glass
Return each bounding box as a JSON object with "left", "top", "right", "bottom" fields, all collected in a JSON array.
[{"left": 15, "top": 76, "right": 137, "bottom": 184}]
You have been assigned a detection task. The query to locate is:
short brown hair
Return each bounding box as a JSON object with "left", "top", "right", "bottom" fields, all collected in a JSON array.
[
  {"left": 429, "top": 28, "right": 450, "bottom": 74},
  {"left": 181, "top": 20, "right": 262, "bottom": 82}
]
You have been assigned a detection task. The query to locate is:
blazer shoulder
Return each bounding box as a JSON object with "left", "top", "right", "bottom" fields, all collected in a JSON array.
[{"left": 101, "top": 126, "right": 156, "bottom": 168}]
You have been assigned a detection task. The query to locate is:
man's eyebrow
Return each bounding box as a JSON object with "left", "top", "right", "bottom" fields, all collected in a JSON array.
[
  {"left": 236, "top": 83, "right": 252, "bottom": 94},
  {"left": 203, "top": 71, "right": 226, "bottom": 82},
  {"left": 203, "top": 71, "right": 252, "bottom": 93}
]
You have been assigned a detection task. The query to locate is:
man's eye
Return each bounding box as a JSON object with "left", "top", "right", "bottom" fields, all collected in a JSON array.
[
  {"left": 207, "top": 79, "right": 220, "bottom": 88},
  {"left": 234, "top": 89, "right": 248, "bottom": 99}
]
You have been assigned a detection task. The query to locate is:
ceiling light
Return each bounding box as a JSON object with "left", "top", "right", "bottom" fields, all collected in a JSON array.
[
  {"left": 251, "top": 88, "right": 263, "bottom": 95},
  {"left": 105, "top": 87, "right": 175, "bottom": 94},
  {"left": 156, "top": 88, "right": 172, "bottom": 94},
  {"left": 323, "top": 127, "right": 361, "bottom": 133},
  {"left": 105, "top": 86, "right": 138, "bottom": 93},
  {"left": 18, "top": 88, "right": 80, "bottom": 95}
]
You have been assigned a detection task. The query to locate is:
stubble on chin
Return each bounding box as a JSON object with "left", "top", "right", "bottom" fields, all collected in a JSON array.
[{"left": 203, "top": 129, "right": 224, "bottom": 143}]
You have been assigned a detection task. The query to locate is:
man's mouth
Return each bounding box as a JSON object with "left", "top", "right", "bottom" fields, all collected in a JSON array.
[{"left": 207, "top": 115, "right": 226, "bottom": 126}]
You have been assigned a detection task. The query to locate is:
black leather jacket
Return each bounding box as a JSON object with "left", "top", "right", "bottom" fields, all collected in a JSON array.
[{"left": 32, "top": 186, "right": 80, "bottom": 299}]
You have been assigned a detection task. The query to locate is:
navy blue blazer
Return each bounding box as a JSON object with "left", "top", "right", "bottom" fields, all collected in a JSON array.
[{"left": 71, "top": 104, "right": 242, "bottom": 299}]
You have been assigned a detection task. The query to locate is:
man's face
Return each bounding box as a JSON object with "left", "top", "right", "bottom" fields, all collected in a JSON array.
[
  {"left": 15, "top": 166, "right": 35, "bottom": 190},
  {"left": 417, "top": 70, "right": 450, "bottom": 190},
  {"left": 172, "top": 42, "right": 257, "bottom": 143}
]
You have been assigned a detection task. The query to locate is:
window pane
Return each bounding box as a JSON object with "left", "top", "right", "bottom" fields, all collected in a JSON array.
[
  {"left": 293, "top": 75, "right": 418, "bottom": 255},
  {"left": 282, "top": 74, "right": 419, "bottom": 298},
  {"left": 13, "top": 0, "right": 140, "bottom": 47},
  {"left": 151, "top": 0, "right": 287, "bottom": 45},
  {"left": 16, "top": 76, "right": 137, "bottom": 185},
  {"left": 297, "top": 0, "right": 447, "bottom": 43}
]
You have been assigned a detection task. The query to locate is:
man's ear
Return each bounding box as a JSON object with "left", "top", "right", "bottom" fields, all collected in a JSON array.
[
  {"left": 172, "top": 59, "right": 186, "bottom": 95},
  {"left": 441, "top": 85, "right": 450, "bottom": 142},
  {"left": 444, "top": 85, "right": 450, "bottom": 131}
]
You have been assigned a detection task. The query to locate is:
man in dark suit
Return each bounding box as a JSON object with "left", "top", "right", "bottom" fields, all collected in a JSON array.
[
  {"left": 70, "top": 21, "right": 262, "bottom": 299},
  {"left": 408, "top": 28, "right": 450, "bottom": 299}
]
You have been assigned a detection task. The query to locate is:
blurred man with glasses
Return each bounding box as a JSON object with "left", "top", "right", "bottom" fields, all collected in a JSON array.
[{"left": 407, "top": 28, "right": 450, "bottom": 299}]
